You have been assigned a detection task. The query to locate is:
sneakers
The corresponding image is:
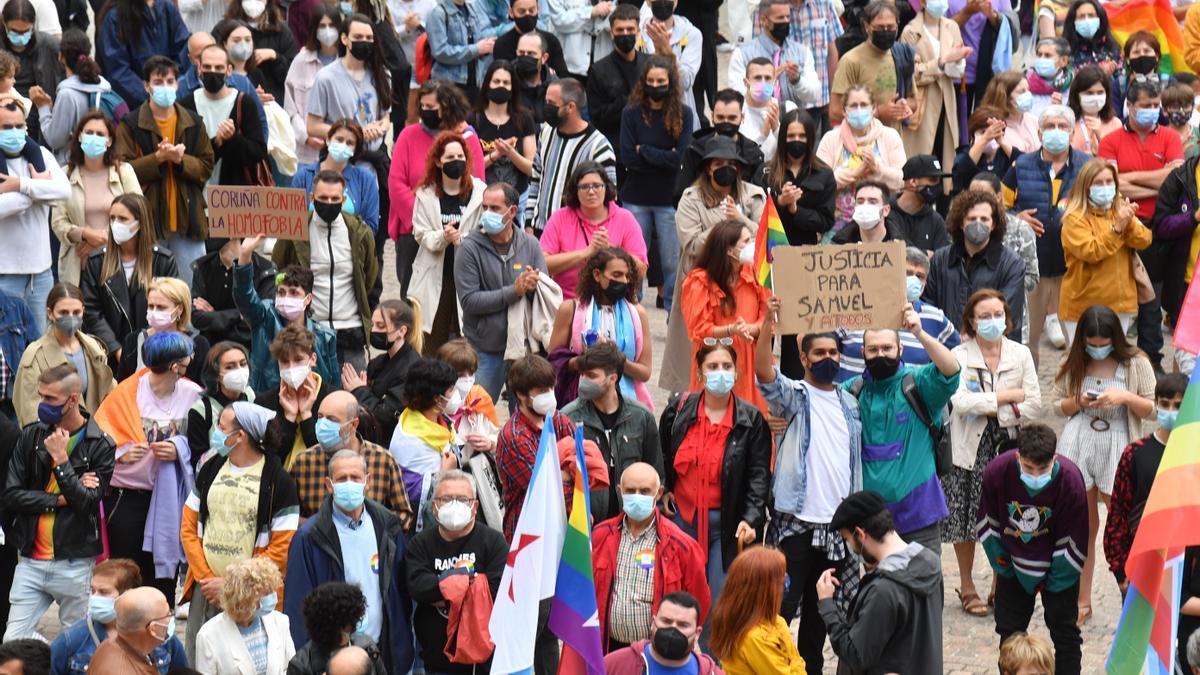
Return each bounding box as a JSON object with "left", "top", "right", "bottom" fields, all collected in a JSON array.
[{"left": 1046, "top": 315, "right": 1066, "bottom": 349}]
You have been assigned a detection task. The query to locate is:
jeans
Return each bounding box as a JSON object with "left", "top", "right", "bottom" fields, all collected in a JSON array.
[
  {"left": 673, "top": 509, "right": 726, "bottom": 653},
  {"left": 1136, "top": 295, "right": 1165, "bottom": 368},
  {"left": 778, "top": 530, "right": 842, "bottom": 675},
  {"left": 163, "top": 234, "right": 206, "bottom": 286},
  {"left": 476, "top": 350, "right": 509, "bottom": 405},
  {"left": 994, "top": 575, "right": 1081, "bottom": 675},
  {"left": 3, "top": 557, "right": 93, "bottom": 641},
  {"left": 626, "top": 204, "right": 678, "bottom": 312},
  {"left": 0, "top": 268, "right": 53, "bottom": 335}
]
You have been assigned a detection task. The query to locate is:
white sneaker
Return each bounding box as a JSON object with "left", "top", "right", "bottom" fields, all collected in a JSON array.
[{"left": 1046, "top": 315, "right": 1066, "bottom": 349}]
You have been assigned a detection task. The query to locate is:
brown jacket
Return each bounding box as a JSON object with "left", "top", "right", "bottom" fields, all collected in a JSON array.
[
  {"left": 89, "top": 636, "right": 158, "bottom": 675},
  {"left": 12, "top": 331, "right": 114, "bottom": 427}
]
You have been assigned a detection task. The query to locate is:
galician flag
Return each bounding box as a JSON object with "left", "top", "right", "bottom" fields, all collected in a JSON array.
[
  {"left": 489, "top": 412, "right": 567, "bottom": 674},
  {"left": 549, "top": 427, "right": 606, "bottom": 675}
]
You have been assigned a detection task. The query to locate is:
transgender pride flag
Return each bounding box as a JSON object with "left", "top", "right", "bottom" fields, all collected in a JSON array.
[{"left": 548, "top": 427, "right": 606, "bottom": 675}]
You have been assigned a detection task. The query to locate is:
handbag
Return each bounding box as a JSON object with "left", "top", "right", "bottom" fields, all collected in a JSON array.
[{"left": 1132, "top": 253, "right": 1155, "bottom": 304}]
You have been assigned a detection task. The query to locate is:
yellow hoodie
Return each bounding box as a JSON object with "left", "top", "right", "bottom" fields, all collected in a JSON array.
[{"left": 720, "top": 616, "right": 806, "bottom": 675}]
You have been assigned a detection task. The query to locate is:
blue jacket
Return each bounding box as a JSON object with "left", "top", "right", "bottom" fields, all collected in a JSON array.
[
  {"left": 178, "top": 71, "right": 268, "bottom": 141},
  {"left": 99, "top": 1, "right": 190, "bottom": 105},
  {"left": 0, "top": 289, "right": 35, "bottom": 401},
  {"left": 231, "top": 262, "right": 340, "bottom": 393},
  {"left": 50, "top": 616, "right": 187, "bottom": 674},
  {"left": 1001, "top": 147, "right": 1091, "bottom": 278},
  {"left": 283, "top": 497, "right": 415, "bottom": 675},
  {"left": 426, "top": 0, "right": 495, "bottom": 86},
  {"left": 759, "top": 367, "right": 863, "bottom": 519},
  {"left": 291, "top": 161, "right": 381, "bottom": 234}
]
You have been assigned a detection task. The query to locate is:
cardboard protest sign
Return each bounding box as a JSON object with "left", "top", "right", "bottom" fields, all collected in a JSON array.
[
  {"left": 206, "top": 186, "right": 310, "bottom": 240},
  {"left": 771, "top": 241, "right": 907, "bottom": 335}
]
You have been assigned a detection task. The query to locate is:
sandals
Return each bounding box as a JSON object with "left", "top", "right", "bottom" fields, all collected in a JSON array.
[
  {"left": 957, "top": 589, "right": 989, "bottom": 616},
  {"left": 1077, "top": 604, "right": 1093, "bottom": 626}
]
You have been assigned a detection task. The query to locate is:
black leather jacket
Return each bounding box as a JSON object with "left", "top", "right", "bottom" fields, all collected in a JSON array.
[
  {"left": 3, "top": 416, "right": 116, "bottom": 558},
  {"left": 79, "top": 246, "right": 180, "bottom": 355}
]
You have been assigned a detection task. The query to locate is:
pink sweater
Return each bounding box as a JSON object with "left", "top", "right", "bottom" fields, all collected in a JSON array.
[
  {"left": 540, "top": 204, "right": 648, "bottom": 299},
  {"left": 387, "top": 123, "right": 487, "bottom": 239}
]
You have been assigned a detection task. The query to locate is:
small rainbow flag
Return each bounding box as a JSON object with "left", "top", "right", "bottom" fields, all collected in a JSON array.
[
  {"left": 1107, "top": 0, "right": 1193, "bottom": 75},
  {"left": 753, "top": 196, "right": 788, "bottom": 289},
  {"left": 548, "top": 427, "right": 605, "bottom": 675},
  {"left": 1106, "top": 364, "right": 1200, "bottom": 673}
]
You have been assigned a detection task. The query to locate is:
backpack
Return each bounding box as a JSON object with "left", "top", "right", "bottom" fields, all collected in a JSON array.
[
  {"left": 850, "top": 372, "right": 953, "bottom": 477},
  {"left": 414, "top": 31, "right": 433, "bottom": 85},
  {"left": 94, "top": 90, "right": 129, "bottom": 124}
]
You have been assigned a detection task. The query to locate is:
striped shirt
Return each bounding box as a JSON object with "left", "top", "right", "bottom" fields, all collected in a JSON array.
[
  {"left": 609, "top": 518, "right": 658, "bottom": 644},
  {"left": 836, "top": 300, "right": 961, "bottom": 383},
  {"left": 753, "top": 0, "right": 843, "bottom": 106},
  {"left": 238, "top": 618, "right": 269, "bottom": 674},
  {"left": 525, "top": 124, "right": 617, "bottom": 233}
]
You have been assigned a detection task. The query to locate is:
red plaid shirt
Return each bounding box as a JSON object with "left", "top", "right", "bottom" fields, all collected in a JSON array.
[
  {"left": 497, "top": 409, "right": 575, "bottom": 542},
  {"left": 1104, "top": 434, "right": 1165, "bottom": 583}
]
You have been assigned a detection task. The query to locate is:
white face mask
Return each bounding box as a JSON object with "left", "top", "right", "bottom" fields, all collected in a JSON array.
[
  {"left": 455, "top": 375, "right": 474, "bottom": 395},
  {"left": 280, "top": 364, "right": 310, "bottom": 389},
  {"left": 444, "top": 388, "right": 464, "bottom": 416},
  {"left": 530, "top": 391, "right": 557, "bottom": 416},
  {"left": 316, "top": 26, "right": 339, "bottom": 46},
  {"left": 242, "top": 0, "right": 266, "bottom": 17},
  {"left": 737, "top": 243, "right": 755, "bottom": 265},
  {"left": 436, "top": 500, "right": 473, "bottom": 531},
  {"left": 111, "top": 219, "right": 138, "bottom": 245},
  {"left": 853, "top": 203, "right": 882, "bottom": 229},
  {"left": 222, "top": 367, "right": 250, "bottom": 393},
  {"left": 1080, "top": 92, "right": 1107, "bottom": 114}
]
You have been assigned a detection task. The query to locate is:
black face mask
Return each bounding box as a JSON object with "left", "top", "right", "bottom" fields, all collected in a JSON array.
[
  {"left": 651, "top": 626, "right": 692, "bottom": 661},
  {"left": 918, "top": 184, "right": 940, "bottom": 204},
  {"left": 369, "top": 331, "right": 391, "bottom": 350},
  {"left": 785, "top": 140, "right": 807, "bottom": 159},
  {"left": 870, "top": 29, "right": 897, "bottom": 51},
  {"left": 650, "top": 0, "right": 673, "bottom": 21},
  {"left": 864, "top": 355, "right": 901, "bottom": 380},
  {"left": 646, "top": 84, "right": 670, "bottom": 102},
  {"left": 486, "top": 86, "right": 512, "bottom": 104},
  {"left": 514, "top": 13, "right": 537, "bottom": 33},
  {"left": 613, "top": 33, "right": 637, "bottom": 54},
  {"left": 514, "top": 55, "right": 540, "bottom": 79},
  {"left": 314, "top": 200, "right": 342, "bottom": 223},
  {"left": 712, "top": 165, "right": 738, "bottom": 187},
  {"left": 1168, "top": 110, "right": 1192, "bottom": 126},
  {"left": 713, "top": 122, "right": 739, "bottom": 138},
  {"left": 807, "top": 357, "right": 839, "bottom": 384},
  {"left": 349, "top": 40, "right": 373, "bottom": 61},
  {"left": 770, "top": 21, "right": 790, "bottom": 41},
  {"left": 603, "top": 280, "right": 627, "bottom": 303},
  {"left": 442, "top": 159, "right": 466, "bottom": 179},
  {"left": 201, "top": 71, "right": 226, "bottom": 94},
  {"left": 543, "top": 102, "right": 562, "bottom": 127},
  {"left": 419, "top": 108, "right": 441, "bottom": 129},
  {"left": 1129, "top": 55, "right": 1158, "bottom": 75}
]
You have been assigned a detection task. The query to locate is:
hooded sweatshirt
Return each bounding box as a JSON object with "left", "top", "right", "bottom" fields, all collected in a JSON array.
[
  {"left": 602, "top": 639, "right": 724, "bottom": 675},
  {"left": 40, "top": 75, "right": 115, "bottom": 162},
  {"left": 885, "top": 193, "right": 950, "bottom": 253},
  {"left": 818, "top": 542, "right": 943, "bottom": 675}
]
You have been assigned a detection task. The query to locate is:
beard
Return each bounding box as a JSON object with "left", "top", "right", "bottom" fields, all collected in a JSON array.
[{"left": 853, "top": 532, "right": 880, "bottom": 567}]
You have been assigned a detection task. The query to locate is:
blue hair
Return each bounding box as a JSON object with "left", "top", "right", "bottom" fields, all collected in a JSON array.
[{"left": 143, "top": 331, "right": 195, "bottom": 373}]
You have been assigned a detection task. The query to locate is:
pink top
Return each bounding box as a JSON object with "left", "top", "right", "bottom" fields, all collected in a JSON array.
[
  {"left": 387, "top": 123, "right": 487, "bottom": 239},
  {"left": 1071, "top": 116, "right": 1123, "bottom": 155},
  {"left": 111, "top": 377, "right": 203, "bottom": 490},
  {"left": 539, "top": 204, "right": 648, "bottom": 300}
]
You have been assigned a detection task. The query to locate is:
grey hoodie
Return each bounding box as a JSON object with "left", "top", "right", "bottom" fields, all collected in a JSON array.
[
  {"left": 39, "top": 75, "right": 114, "bottom": 162},
  {"left": 453, "top": 225, "right": 548, "bottom": 354},
  {"left": 818, "top": 542, "right": 944, "bottom": 675}
]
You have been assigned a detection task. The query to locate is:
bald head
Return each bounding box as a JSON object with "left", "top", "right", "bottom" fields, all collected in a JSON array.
[
  {"left": 320, "top": 390, "right": 360, "bottom": 422},
  {"left": 620, "top": 462, "right": 661, "bottom": 492},
  {"left": 115, "top": 586, "right": 169, "bottom": 634},
  {"left": 188, "top": 32, "right": 216, "bottom": 62},
  {"left": 327, "top": 645, "right": 373, "bottom": 675}
]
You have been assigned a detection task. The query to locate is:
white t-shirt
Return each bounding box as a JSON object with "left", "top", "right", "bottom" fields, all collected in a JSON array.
[
  {"left": 193, "top": 90, "right": 238, "bottom": 184},
  {"left": 309, "top": 214, "right": 359, "bottom": 330},
  {"left": 798, "top": 380, "right": 852, "bottom": 523}
]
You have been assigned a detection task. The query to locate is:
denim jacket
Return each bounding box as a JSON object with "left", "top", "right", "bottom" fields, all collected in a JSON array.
[
  {"left": 426, "top": 0, "right": 495, "bottom": 85},
  {"left": 759, "top": 367, "right": 863, "bottom": 518},
  {"left": 0, "top": 289, "right": 35, "bottom": 401}
]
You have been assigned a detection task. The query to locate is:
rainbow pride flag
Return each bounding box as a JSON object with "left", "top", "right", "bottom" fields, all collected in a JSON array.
[
  {"left": 1106, "top": 366, "right": 1200, "bottom": 673},
  {"left": 548, "top": 427, "right": 605, "bottom": 675},
  {"left": 1107, "top": 0, "right": 1193, "bottom": 75},
  {"left": 753, "top": 196, "right": 788, "bottom": 289}
]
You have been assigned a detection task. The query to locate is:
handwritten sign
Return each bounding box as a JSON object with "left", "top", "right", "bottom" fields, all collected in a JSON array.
[
  {"left": 772, "top": 242, "right": 907, "bottom": 335},
  {"left": 205, "top": 186, "right": 310, "bottom": 240}
]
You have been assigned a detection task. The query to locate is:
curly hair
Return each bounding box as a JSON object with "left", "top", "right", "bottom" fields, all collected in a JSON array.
[
  {"left": 402, "top": 357, "right": 458, "bottom": 412},
  {"left": 419, "top": 131, "right": 475, "bottom": 198},
  {"left": 946, "top": 189, "right": 1008, "bottom": 249},
  {"left": 219, "top": 557, "right": 282, "bottom": 626},
  {"left": 575, "top": 247, "right": 642, "bottom": 304},
  {"left": 303, "top": 582, "right": 367, "bottom": 652},
  {"left": 628, "top": 54, "right": 684, "bottom": 141}
]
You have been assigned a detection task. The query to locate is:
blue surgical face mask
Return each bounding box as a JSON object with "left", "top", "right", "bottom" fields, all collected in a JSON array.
[
  {"left": 89, "top": 595, "right": 117, "bottom": 624},
  {"left": 1034, "top": 57, "right": 1059, "bottom": 79},
  {"left": 1086, "top": 344, "right": 1114, "bottom": 360},
  {"left": 80, "top": 132, "right": 109, "bottom": 159},
  {"left": 1041, "top": 128, "right": 1070, "bottom": 154},
  {"left": 480, "top": 210, "right": 507, "bottom": 234},
  {"left": 704, "top": 370, "right": 735, "bottom": 396},
  {"left": 151, "top": 85, "right": 177, "bottom": 109},
  {"left": 1134, "top": 106, "right": 1161, "bottom": 129},
  {"left": 1014, "top": 90, "right": 1034, "bottom": 113},
  {"left": 6, "top": 30, "right": 30, "bottom": 47},
  {"left": 209, "top": 426, "right": 233, "bottom": 457},
  {"left": 332, "top": 480, "right": 366, "bottom": 512},
  {"left": 1020, "top": 468, "right": 1053, "bottom": 491},
  {"left": 339, "top": 0, "right": 353, "bottom": 14},
  {"left": 0, "top": 127, "right": 26, "bottom": 154},
  {"left": 976, "top": 316, "right": 1006, "bottom": 342},
  {"left": 926, "top": 0, "right": 949, "bottom": 17},
  {"left": 1089, "top": 184, "right": 1116, "bottom": 208},
  {"left": 38, "top": 400, "right": 66, "bottom": 426},
  {"left": 905, "top": 275, "right": 924, "bottom": 302},
  {"left": 315, "top": 417, "right": 347, "bottom": 450},
  {"left": 254, "top": 591, "right": 277, "bottom": 618},
  {"left": 327, "top": 140, "right": 354, "bottom": 163},
  {"left": 621, "top": 493, "right": 655, "bottom": 521},
  {"left": 1075, "top": 16, "right": 1100, "bottom": 39},
  {"left": 1158, "top": 408, "right": 1178, "bottom": 430},
  {"left": 847, "top": 107, "right": 874, "bottom": 130}
]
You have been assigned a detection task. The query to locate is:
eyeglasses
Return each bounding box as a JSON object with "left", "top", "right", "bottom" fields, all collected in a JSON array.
[
  {"left": 433, "top": 496, "right": 476, "bottom": 507},
  {"left": 703, "top": 337, "right": 734, "bottom": 346},
  {"left": 577, "top": 183, "right": 606, "bottom": 193}
]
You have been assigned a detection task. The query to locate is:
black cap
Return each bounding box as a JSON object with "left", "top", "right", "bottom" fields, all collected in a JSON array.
[
  {"left": 902, "top": 154, "right": 950, "bottom": 180},
  {"left": 700, "top": 135, "right": 745, "bottom": 164},
  {"left": 829, "top": 490, "right": 889, "bottom": 532}
]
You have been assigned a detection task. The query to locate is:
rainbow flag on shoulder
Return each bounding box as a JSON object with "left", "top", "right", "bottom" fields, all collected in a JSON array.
[
  {"left": 548, "top": 427, "right": 605, "bottom": 675},
  {"left": 753, "top": 196, "right": 788, "bottom": 289},
  {"left": 1106, "top": 365, "right": 1200, "bottom": 673},
  {"left": 1107, "top": 0, "right": 1192, "bottom": 75}
]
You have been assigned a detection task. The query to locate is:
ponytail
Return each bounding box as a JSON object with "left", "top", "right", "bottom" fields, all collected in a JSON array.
[
  {"left": 378, "top": 297, "right": 424, "bottom": 354},
  {"left": 60, "top": 30, "right": 100, "bottom": 84}
]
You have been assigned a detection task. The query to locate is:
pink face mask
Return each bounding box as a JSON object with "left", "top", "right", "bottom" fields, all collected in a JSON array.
[
  {"left": 146, "top": 308, "right": 177, "bottom": 330},
  {"left": 274, "top": 296, "right": 306, "bottom": 321}
]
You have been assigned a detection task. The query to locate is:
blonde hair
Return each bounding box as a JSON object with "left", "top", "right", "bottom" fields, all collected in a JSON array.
[
  {"left": 1064, "top": 157, "right": 1121, "bottom": 217},
  {"left": 219, "top": 557, "right": 282, "bottom": 625},
  {"left": 147, "top": 277, "right": 193, "bottom": 331},
  {"left": 998, "top": 633, "right": 1055, "bottom": 675}
]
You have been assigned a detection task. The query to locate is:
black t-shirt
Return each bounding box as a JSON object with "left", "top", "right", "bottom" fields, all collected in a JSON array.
[
  {"left": 469, "top": 111, "right": 536, "bottom": 193},
  {"left": 439, "top": 192, "right": 467, "bottom": 283},
  {"left": 595, "top": 396, "right": 621, "bottom": 432}
]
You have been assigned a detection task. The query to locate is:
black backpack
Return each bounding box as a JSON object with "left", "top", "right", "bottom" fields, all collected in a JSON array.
[{"left": 850, "top": 372, "right": 953, "bottom": 477}]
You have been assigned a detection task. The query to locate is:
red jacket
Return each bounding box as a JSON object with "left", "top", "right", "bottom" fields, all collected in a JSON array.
[
  {"left": 602, "top": 640, "right": 724, "bottom": 675},
  {"left": 592, "top": 510, "right": 711, "bottom": 649}
]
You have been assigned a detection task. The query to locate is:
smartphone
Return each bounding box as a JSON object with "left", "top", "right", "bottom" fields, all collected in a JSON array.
[{"left": 1086, "top": 390, "right": 1101, "bottom": 400}]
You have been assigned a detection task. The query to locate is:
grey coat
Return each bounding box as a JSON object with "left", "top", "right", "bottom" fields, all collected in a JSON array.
[{"left": 454, "top": 225, "right": 548, "bottom": 354}]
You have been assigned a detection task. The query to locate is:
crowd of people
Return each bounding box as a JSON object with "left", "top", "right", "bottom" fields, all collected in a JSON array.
[{"left": 0, "top": 0, "right": 1199, "bottom": 672}]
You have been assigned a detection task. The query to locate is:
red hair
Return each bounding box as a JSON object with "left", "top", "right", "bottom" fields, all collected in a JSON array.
[
  {"left": 709, "top": 546, "right": 787, "bottom": 660},
  {"left": 419, "top": 131, "right": 474, "bottom": 198}
]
